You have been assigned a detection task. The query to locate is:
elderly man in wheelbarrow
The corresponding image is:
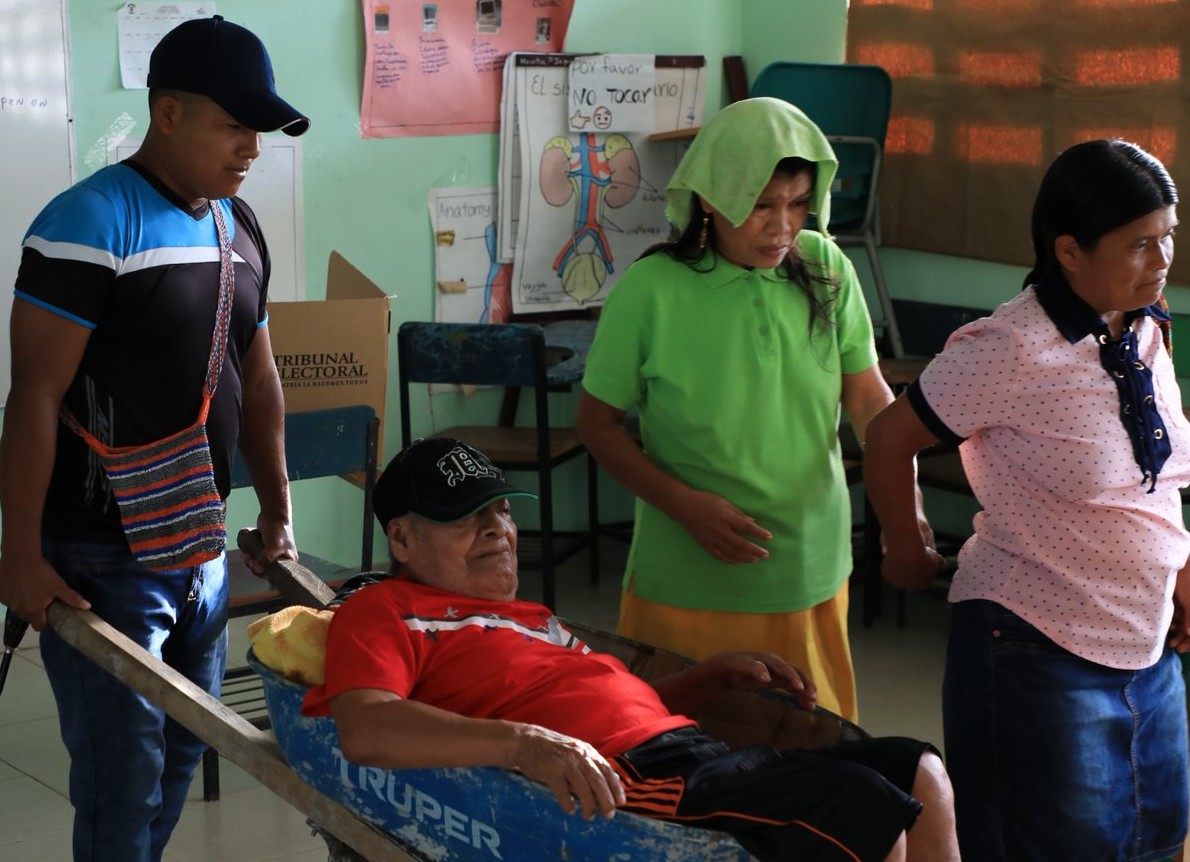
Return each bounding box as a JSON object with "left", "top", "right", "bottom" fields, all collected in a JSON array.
[{"left": 299, "top": 436, "right": 960, "bottom": 862}]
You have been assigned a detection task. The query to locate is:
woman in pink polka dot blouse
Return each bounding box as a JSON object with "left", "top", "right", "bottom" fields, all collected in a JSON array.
[{"left": 864, "top": 139, "right": 1190, "bottom": 862}]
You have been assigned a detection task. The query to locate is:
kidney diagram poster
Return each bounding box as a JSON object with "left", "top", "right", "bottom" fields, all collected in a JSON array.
[{"left": 498, "top": 53, "right": 705, "bottom": 314}]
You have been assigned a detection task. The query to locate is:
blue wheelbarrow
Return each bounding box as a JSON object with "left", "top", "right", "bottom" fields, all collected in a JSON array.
[{"left": 46, "top": 533, "right": 865, "bottom": 861}]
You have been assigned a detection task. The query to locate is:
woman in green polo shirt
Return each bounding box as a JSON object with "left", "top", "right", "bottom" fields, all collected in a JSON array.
[{"left": 578, "top": 97, "right": 931, "bottom": 721}]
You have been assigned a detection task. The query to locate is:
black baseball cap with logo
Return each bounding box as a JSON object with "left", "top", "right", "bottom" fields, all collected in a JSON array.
[
  {"left": 373, "top": 437, "right": 536, "bottom": 527},
  {"left": 147, "top": 15, "right": 310, "bottom": 136}
]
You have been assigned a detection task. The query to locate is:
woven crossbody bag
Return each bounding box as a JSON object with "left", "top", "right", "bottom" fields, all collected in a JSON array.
[{"left": 59, "top": 199, "right": 237, "bottom": 572}]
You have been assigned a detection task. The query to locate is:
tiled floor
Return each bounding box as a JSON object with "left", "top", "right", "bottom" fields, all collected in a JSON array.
[{"left": 0, "top": 542, "right": 950, "bottom": 861}]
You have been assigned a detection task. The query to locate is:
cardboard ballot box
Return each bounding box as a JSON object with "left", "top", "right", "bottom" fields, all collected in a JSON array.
[{"left": 266, "top": 251, "right": 394, "bottom": 459}]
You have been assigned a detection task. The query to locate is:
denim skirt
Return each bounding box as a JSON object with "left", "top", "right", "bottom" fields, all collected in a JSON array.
[{"left": 943, "top": 599, "right": 1188, "bottom": 862}]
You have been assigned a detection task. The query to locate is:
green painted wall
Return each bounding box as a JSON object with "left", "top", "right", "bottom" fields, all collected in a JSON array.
[
  {"left": 40, "top": 0, "right": 783, "bottom": 569},
  {"left": 741, "top": 0, "right": 848, "bottom": 69},
  {"left": 11, "top": 0, "right": 1181, "bottom": 576}
]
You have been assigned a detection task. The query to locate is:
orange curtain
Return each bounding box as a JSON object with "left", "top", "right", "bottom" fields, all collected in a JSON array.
[{"left": 847, "top": 0, "right": 1190, "bottom": 280}]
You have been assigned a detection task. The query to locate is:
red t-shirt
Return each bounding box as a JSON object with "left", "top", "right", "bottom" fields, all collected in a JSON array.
[{"left": 302, "top": 577, "right": 694, "bottom": 756}]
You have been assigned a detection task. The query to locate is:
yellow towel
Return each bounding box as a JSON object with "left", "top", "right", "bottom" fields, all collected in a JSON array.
[{"left": 247, "top": 606, "right": 334, "bottom": 686}]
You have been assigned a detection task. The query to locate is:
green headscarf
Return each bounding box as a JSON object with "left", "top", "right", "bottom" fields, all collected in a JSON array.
[{"left": 665, "top": 97, "right": 839, "bottom": 235}]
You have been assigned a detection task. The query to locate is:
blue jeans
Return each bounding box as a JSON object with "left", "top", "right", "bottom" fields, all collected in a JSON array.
[
  {"left": 943, "top": 599, "right": 1188, "bottom": 862},
  {"left": 39, "top": 540, "right": 228, "bottom": 862}
]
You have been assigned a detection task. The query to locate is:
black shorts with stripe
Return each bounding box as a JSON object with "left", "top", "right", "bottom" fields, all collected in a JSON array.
[{"left": 613, "top": 726, "right": 928, "bottom": 862}]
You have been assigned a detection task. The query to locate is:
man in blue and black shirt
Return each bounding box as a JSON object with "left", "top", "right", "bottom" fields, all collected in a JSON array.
[{"left": 0, "top": 16, "right": 308, "bottom": 862}]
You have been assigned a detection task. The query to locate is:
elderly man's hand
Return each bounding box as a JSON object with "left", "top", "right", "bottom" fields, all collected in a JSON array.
[
  {"left": 699, "top": 651, "right": 817, "bottom": 710},
  {"left": 508, "top": 723, "right": 626, "bottom": 819},
  {"left": 653, "top": 651, "right": 817, "bottom": 717}
]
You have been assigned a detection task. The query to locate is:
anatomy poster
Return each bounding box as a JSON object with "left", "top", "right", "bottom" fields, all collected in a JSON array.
[
  {"left": 360, "top": 0, "right": 574, "bottom": 138},
  {"left": 429, "top": 186, "right": 512, "bottom": 324},
  {"left": 501, "top": 53, "right": 704, "bottom": 314}
]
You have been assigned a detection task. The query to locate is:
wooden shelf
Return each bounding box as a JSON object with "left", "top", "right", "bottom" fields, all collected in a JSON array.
[{"left": 648, "top": 126, "right": 700, "bottom": 142}]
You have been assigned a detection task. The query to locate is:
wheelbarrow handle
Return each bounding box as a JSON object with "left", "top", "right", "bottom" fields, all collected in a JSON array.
[
  {"left": 3, "top": 607, "right": 28, "bottom": 650},
  {"left": 235, "top": 529, "right": 336, "bottom": 609},
  {"left": 0, "top": 608, "right": 30, "bottom": 697},
  {"left": 42, "top": 599, "right": 402, "bottom": 860}
]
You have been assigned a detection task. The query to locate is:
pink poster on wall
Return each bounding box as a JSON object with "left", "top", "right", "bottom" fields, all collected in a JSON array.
[{"left": 360, "top": 0, "right": 575, "bottom": 138}]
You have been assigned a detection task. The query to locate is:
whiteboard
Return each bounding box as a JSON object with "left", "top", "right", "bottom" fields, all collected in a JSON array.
[
  {"left": 111, "top": 136, "right": 306, "bottom": 304},
  {"left": 0, "top": 0, "right": 74, "bottom": 405}
]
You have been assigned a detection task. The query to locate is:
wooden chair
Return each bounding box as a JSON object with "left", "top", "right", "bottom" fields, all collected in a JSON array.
[
  {"left": 397, "top": 321, "right": 599, "bottom": 612},
  {"left": 202, "top": 404, "right": 381, "bottom": 801}
]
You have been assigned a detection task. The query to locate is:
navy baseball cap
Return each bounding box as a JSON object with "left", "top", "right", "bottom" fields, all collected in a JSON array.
[
  {"left": 373, "top": 437, "right": 536, "bottom": 527},
  {"left": 147, "top": 16, "right": 310, "bottom": 136}
]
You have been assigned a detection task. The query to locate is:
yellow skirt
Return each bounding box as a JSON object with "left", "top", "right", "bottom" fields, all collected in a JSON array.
[{"left": 617, "top": 579, "right": 858, "bottom": 723}]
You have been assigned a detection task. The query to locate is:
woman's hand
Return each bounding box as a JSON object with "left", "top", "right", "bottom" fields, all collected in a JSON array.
[
  {"left": 881, "top": 544, "right": 946, "bottom": 592},
  {"left": 913, "top": 483, "right": 936, "bottom": 552},
  {"left": 864, "top": 397, "right": 946, "bottom": 592},
  {"left": 577, "top": 393, "right": 770, "bottom": 564},
  {"left": 670, "top": 489, "right": 772, "bottom": 564},
  {"left": 879, "top": 482, "right": 945, "bottom": 590}
]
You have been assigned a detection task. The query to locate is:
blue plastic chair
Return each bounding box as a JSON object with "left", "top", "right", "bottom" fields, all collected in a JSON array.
[
  {"left": 751, "top": 61, "right": 903, "bottom": 357},
  {"left": 229, "top": 404, "right": 381, "bottom": 598}
]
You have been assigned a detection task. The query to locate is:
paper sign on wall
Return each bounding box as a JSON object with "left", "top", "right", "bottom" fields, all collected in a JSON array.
[
  {"left": 360, "top": 0, "right": 575, "bottom": 138},
  {"left": 429, "top": 185, "right": 511, "bottom": 325},
  {"left": 117, "top": 2, "right": 214, "bottom": 89},
  {"left": 567, "top": 54, "right": 655, "bottom": 133}
]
